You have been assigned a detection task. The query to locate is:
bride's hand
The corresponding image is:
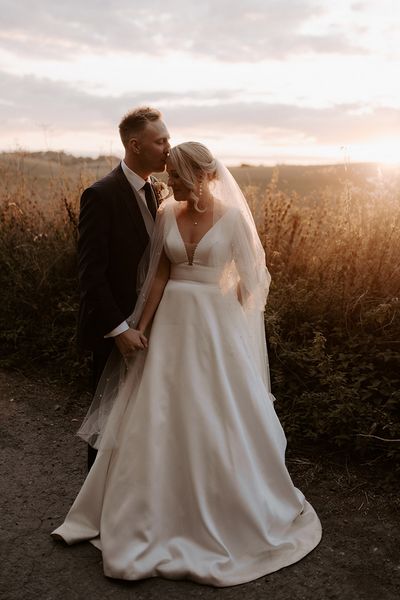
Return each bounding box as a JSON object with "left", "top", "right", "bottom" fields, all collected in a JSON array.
[{"left": 115, "top": 328, "right": 148, "bottom": 358}]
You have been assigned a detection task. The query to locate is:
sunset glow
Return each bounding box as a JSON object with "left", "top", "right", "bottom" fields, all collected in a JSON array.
[
  {"left": 1, "top": 1, "right": 400, "bottom": 164},
  {"left": 348, "top": 140, "right": 400, "bottom": 166}
]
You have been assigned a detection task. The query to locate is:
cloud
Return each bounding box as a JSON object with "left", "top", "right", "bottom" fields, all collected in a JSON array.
[
  {"left": 2, "top": 70, "right": 400, "bottom": 149},
  {"left": 164, "top": 102, "right": 400, "bottom": 145},
  {"left": 0, "top": 70, "right": 169, "bottom": 129},
  {"left": 0, "top": 0, "right": 365, "bottom": 62},
  {"left": 0, "top": 70, "right": 241, "bottom": 132}
]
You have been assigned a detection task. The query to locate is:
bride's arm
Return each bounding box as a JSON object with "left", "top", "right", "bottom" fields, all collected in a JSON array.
[{"left": 137, "top": 248, "right": 171, "bottom": 334}]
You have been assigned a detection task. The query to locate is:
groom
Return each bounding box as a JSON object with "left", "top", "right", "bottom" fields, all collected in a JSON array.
[{"left": 77, "top": 106, "right": 170, "bottom": 468}]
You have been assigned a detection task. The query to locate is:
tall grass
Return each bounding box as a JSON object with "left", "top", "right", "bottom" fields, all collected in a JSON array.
[
  {"left": 1, "top": 154, "right": 399, "bottom": 464},
  {"left": 0, "top": 156, "right": 85, "bottom": 376},
  {"left": 250, "top": 170, "right": 400, "bottom": 463}
]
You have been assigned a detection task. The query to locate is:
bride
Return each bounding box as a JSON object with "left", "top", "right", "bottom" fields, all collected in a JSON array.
[{"left": 52, "top": 142, "right": 322, "bottom": 587}]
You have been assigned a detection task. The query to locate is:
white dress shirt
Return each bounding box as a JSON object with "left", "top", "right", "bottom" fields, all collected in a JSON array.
[{"left": 104, "top": 161, "right": 155, "bottom": 338}]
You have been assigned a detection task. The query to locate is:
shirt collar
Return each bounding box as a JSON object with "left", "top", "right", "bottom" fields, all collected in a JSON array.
[{"left": 121, "top": 160, "right": 150, "bottom": 191}]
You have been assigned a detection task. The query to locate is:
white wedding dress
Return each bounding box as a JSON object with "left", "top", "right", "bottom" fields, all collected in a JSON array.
[{"left": 52, "top": 204, "right": 322, "bottom": 587}]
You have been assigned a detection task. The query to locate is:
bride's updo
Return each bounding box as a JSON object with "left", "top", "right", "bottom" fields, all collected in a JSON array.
[{"left": 168, "top": 142, "right": 217, "bottom": 206}]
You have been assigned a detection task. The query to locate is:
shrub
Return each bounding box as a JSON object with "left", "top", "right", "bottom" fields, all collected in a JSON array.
[
  {"left": 0, "top": 155, "right": 86, "bottom": 379},
  {"left": 261, "top": 171, "right": 400, "bottom": 465}
]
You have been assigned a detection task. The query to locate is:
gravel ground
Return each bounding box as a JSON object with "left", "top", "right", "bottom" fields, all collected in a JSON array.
[{"left": 0, "top": 369, "right": 399, "bottom": 600}]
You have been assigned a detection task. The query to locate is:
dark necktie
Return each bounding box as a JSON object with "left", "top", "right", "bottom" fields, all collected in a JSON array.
[{"left": 143, "top": 182, "right": 156, "bottom": 220}]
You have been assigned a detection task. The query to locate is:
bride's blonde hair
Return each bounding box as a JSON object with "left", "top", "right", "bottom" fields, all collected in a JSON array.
[{"left": 168, "top": 142, "right": 217, "bottom": 210}]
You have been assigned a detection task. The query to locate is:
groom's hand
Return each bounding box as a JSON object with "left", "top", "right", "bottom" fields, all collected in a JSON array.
[{"left": 115, "top": 328, "right": 148, "bottom": 358}]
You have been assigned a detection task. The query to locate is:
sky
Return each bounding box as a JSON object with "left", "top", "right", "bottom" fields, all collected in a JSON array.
[{"left": 1, "top": 0, "right": 400, "bottom": 165}]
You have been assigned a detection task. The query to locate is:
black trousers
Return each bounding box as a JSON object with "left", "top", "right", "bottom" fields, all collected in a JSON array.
[{"left": 87, "top": 338, "right": 114, "bottom": 471}]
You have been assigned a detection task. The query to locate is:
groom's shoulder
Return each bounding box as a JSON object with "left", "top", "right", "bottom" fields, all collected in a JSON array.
[{"left": 85, "top": 164, "right": 123, "bottom": 195}]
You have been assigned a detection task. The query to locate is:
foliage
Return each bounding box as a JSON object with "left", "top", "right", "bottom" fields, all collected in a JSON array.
[
  {"left": 0, "top": 153, "right": 399, "bottom": 465},
  {"left": 259, "top": 170, "right": 400, "bottom": 466},
  {"left": 0, "top": 157, "right": 87, "bottom": 380}
]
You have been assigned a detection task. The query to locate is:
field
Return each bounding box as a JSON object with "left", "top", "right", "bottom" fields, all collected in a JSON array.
[{"left": 1, "top": 151, "right": 399, "bottom": 466}]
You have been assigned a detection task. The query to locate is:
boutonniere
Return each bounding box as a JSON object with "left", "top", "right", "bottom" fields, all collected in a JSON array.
[{"left": 152, "top": 180, "right": 171, "bottom": 203}]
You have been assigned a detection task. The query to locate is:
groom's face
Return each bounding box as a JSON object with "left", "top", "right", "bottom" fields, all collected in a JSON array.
[{"left": 136, "top": 119, "right": 170, "bottom": 174}]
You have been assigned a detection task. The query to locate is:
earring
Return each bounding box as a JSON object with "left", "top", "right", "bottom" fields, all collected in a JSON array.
[{"left": 199, "top": 181, "right": 203, "bottom": 198}]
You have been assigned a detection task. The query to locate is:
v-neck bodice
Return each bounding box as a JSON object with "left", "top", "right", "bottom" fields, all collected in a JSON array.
[{"left": 164, "top": 206, "right": 236, "bottom": 269}]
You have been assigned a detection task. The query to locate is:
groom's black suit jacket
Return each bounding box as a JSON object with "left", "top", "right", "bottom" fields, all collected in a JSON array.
[{"left": 77, "top": 163, "right": 151, "bottom": 351}]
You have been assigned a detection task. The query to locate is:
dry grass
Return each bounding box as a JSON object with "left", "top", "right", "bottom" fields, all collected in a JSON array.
[{"left": 1, "top": 152, "right": 399, "bottom": 463}]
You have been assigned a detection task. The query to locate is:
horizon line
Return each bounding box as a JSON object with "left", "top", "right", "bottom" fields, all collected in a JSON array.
[{"left": 0, "top": 148, "right": 393, "bottom": 170}]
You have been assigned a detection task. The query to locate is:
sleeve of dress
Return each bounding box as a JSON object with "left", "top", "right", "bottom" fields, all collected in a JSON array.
[
  {"left": 231, "top": 210, "right": 271, "bottom": 312},
  {"left": 231, "top": 210, "right": 274, "bottom": 397},
  {"left": 127, "top": 200, "right": 171, "bottom": 328}
]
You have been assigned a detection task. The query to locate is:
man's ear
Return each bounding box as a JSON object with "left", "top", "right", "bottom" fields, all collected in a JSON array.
[{"left": 129, "top": 137, "right": 141, "bottom": 154}]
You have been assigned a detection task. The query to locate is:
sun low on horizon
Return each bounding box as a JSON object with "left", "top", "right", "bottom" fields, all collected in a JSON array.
[
  {"left": 1, "top": 0, "right": 400, "bottom": 166},
  {"left": 349, "top": 140, "right": 400, "bottom": 167}
]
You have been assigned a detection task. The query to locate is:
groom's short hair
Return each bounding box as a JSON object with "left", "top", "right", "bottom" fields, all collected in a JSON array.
[{"left": 119, "top": 107, "right": 162, "bottom": 147}]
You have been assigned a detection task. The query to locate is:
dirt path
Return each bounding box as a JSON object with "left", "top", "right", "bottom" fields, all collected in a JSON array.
[{"left": 0, "top": 369, "right": 399, "bottom": 600}]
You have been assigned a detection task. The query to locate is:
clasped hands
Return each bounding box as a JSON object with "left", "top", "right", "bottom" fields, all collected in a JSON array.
[{"left": 115, "top": 328, "right": 148, "bottom": 361}]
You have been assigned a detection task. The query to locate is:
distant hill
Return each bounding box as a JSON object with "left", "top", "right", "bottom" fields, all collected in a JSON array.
[
  {"left": 1, "top": 150, "right": 398, "bottom": 198},
  {"left": 230, "top": 162, "right": 399, "bottom": 196},
  {"left": 0, "top": 151, "right": 120, "bottom": 182}
]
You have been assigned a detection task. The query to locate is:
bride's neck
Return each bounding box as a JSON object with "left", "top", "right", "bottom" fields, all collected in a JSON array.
[{"left": 186, "top": 193, "right": 213, "bottom": 214}]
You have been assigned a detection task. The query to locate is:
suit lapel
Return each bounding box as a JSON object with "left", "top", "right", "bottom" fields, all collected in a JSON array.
[{"left": 114, "top": 164, "right": 149, "bottom": 247}]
